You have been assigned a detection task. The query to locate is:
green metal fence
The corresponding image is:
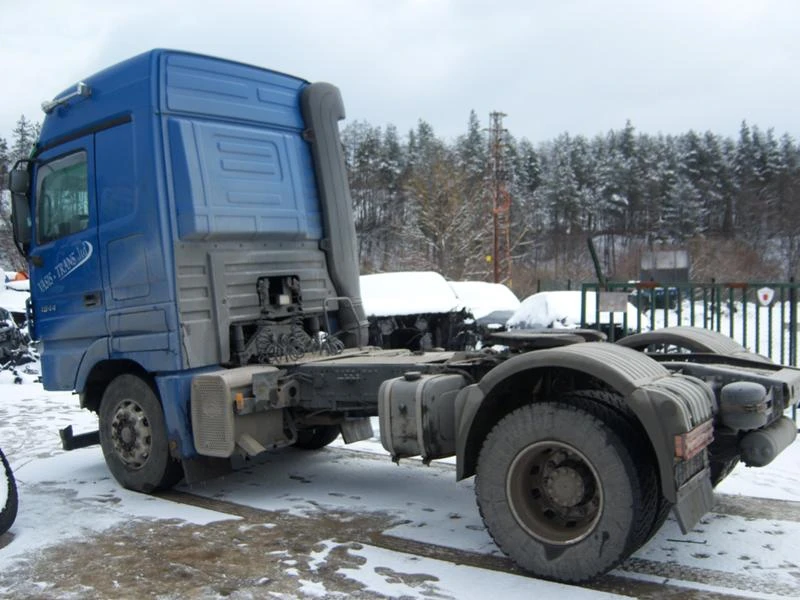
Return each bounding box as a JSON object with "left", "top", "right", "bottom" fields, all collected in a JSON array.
[{"left": 580, "top": 279, "right": 800, "bottom": 366}]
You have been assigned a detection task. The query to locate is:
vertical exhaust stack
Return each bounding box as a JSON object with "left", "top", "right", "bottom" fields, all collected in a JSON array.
[{"left": 301, "top": 83, "right": 368, "bottom": 348}]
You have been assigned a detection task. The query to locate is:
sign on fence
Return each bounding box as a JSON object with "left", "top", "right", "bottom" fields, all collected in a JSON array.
[
  {"left": 757, "top": 287, "right": 775, "bottom": 307},
  {"left": 598, "top": 292, "right": 629, "bottom": 312}
]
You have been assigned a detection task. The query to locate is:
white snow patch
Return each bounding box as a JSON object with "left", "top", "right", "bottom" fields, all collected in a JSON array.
[
  {"left": 5, "top": 280, "right": 29, "bottom": 292},
  {"left": 297, "top": 578, "right": 328, "bottom": 596},
  {"left": 635, "top": 511, "right": 800, "bottom": 589},
  {"left": 448, "top": 280, "right": 520, "bottom": 319},
  {"left": 508, "top": 290, "right": 639, "bottom": 329},
  {"left": 0, "top": 287, "right": 27, "bottom": 314},
  {"left": 341, "top": 543, "right": 630, "bottom": 599},
  {"left": 360, "top": 271, "right": 461, "bottom": 316},
  {"left": 308, "top": 539, "right": 336, "bottom": 572},
  {"left": 716, "top": 430, "right": 800, "bottom": 502}
]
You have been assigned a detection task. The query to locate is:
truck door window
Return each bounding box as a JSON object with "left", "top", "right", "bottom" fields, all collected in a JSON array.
[{"left": 36, "top": 151, "right": 89, "bottom": 244}]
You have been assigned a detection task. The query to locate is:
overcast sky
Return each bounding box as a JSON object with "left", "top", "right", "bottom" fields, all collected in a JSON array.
[{"left": 2, "top": 0, "right": 799, "bottom": 145}]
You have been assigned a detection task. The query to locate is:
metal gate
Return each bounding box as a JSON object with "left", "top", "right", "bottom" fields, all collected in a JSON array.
[{"left": 581, "top": 280, "right": 800, "bottom": 366}]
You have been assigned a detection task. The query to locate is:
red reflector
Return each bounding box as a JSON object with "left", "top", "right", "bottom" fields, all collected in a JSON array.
[{"left": 674, "top": 419, "right": 714, "bottom": 460}]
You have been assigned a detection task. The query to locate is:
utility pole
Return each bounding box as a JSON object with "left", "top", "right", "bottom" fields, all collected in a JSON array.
[{"left": 487, "top": 111, "right": 512, "bottom": 284}]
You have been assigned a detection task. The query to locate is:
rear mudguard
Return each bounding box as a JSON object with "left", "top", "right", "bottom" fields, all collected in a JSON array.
[
  {"left": 616, "top": 325, "right": 771, "bottom": 363},
  {"left": 455, "top": 342, "right": 716, "bottom": 505}
]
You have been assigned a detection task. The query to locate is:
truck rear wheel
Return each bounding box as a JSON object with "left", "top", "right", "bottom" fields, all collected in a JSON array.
[
  {"left": 0, "top": 447, "right": 18, "bottom": 536},
  {"left": 99, "top": 374, "right": 183, "bottom": 493},
  {"left": 559, "top": 390, "right": 668, "bottom": 546},
  {"left": 476, "top": 402, "right": 652, "bottom": 582},
  {"left": 293, "top": 425, "right": 340, "bottom": 450}
]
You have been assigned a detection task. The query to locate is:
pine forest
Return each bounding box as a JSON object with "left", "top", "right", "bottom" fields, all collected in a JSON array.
[{"left": 2, "top": 113, "right": 800, "bottom": 297}]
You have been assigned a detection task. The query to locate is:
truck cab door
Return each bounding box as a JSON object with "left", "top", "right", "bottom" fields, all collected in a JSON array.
[{"left": 29, "top": 134, "right": 106, "bottom": 390}]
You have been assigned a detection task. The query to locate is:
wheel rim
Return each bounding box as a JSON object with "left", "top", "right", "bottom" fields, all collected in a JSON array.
[
  {"left": 109, "top": 399, "right": 152, "bottom": 469},
  {"left": 506, "top": 440, "right": 603, "bottom": 545}
]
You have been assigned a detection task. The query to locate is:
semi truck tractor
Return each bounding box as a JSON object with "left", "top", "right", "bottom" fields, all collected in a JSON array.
[{"left": 7, "top": 49, "right": 799, "bottom": 583}]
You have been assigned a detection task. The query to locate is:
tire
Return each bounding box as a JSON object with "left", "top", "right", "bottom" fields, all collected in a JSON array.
[
  {"left": 0, "top": 447, "right": 18, "bottom": 536},
  {"left": 475, "top": 402, "right": 654, "bottom": 583},
  {"left": 560, "top": 390, "right": 669, "bottom": 546},
  {"left": 293, "top": 425, "right": 340, "bottom": 450},
  {"left": 98, "top": 374, "right": 183, "bottom": 493}
]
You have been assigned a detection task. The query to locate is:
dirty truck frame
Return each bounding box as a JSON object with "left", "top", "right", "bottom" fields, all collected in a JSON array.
[{"left": 7, "top": 49, "right": 799, "bottom": 584}]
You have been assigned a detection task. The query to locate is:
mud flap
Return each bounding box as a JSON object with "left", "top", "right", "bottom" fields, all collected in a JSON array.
[
  {"left": 181, "top": 455, "right": 232, "bottom": 484},
  {"left": 673, "top": 468, "right": 715, "bottom": 533}
]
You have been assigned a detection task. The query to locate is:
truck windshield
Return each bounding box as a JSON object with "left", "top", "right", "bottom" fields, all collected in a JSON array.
[{"left": 36, "top": 152, "right": 89, "bottom": 244}]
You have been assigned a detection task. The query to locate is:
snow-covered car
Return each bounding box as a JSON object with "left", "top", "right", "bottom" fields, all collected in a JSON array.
[
  {"left": 360, "top": 272, "right": 472, "bottom": 350},
  {"left": 506, "top": 290, "right": 640, "bottom": 339},
  {"left": 448, "top": 281, "right": 521, "bottom": 332}
]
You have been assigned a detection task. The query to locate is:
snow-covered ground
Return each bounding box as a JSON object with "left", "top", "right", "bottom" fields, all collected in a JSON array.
[{"left": 1, "top": 366, "right": 799, "bottom": 598}]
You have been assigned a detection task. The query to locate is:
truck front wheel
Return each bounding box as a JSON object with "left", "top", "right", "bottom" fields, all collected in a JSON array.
[
  {"left": 99, "top": 374, "right": 183, "bottom": 493},
  {"left": 476, "top": 402, "right": 652, "bottom": 583}
]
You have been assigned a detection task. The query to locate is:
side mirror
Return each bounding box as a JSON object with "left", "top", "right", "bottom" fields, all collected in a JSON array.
[
  {"left": 11, "top": 192, "right": 31, "bottom": 256},
  {"left": 8, "top": 169, "right": 30, "bottom": 194},
  {"left": 8, "top": 160, "right": 33, "bottom": 256}
]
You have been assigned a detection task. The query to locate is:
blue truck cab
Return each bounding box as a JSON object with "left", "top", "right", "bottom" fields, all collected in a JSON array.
[
  {"left": 26, "top": 49, "right": 363, "bottom": 383},
  {"left": 8, "top": 49, "right": 800, "bottom": 584},
  {"left": 9, "top": 49, "right": 367, "bottom": 482}
]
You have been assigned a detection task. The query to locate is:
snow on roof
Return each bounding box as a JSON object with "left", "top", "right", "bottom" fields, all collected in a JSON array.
[
  {"left": 507, "top": 290, "right": 639, "bottom": 329},
  {"left": 447, "top": 281, "right": 520, "bottom": 320},
  {"left": 360, "top": 272, "right": 461, "bottom": 317}
]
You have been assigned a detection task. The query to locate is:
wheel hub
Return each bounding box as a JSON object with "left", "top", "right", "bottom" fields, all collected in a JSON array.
[
  {"left": 506, "top": 441, "right": 603, "bottom": 545},
  {"left": 110, "top": 399, "right": 152, "bottom": 469},
  {"left": 544, "top": 465, "right": 585, "bottom": 507}
]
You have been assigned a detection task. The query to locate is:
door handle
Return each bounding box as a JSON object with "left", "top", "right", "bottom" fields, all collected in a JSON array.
[
  {"left": 31, "top": 255, "right": 43, "bottom": 267},
  {"left": 83, "top": 292, "right": 102, "bottom": 308}
]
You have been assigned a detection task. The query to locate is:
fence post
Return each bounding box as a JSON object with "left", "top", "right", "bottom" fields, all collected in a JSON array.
[
  {"left": 791, "top": 278, "right": 798, "bottom": 423},
  {"left": 790, "top": 277, "right": 797, "bottom": 367},
  {"left": 580, "top": 284, "right": 587, "bottom": 329},
  {"left": 709, "top": 278, "right": 716, "bottom": 330}
]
